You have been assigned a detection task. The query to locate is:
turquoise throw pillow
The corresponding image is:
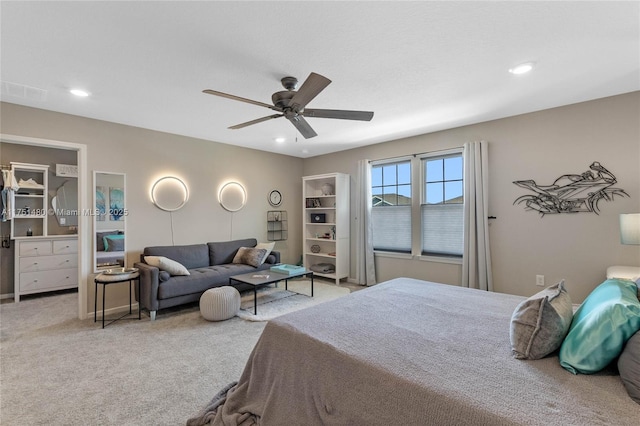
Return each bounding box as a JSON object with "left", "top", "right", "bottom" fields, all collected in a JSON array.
[
  {"left": 559, "top": 279, "right": 640, "bottom": 374},
  {"left": 103, "top": 234, "right": 125, "bottom": 251}
]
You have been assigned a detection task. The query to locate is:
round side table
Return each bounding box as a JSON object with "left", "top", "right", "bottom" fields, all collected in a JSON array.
[{"left": 94, "top": 269, "right": 141, "bottom": 328}]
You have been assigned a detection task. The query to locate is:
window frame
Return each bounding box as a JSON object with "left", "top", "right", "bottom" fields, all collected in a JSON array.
[
  {"left": 370, "top": 156, "right": 413, "bottom": 254},
  {"left": 419, "top": 149, "right": 464, "bottom": 258}
]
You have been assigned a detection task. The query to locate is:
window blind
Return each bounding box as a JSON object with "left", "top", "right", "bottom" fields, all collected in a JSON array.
[
  {"left": 372, "top": 205, "right": 411, "bottom": 253},
  {"left": 421, "top": 204, "right": 463, "bottom": 256}
]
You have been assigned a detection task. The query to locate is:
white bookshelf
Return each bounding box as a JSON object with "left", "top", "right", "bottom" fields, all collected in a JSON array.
[
  {"left": 302, "top": 173, "right": 349, "bottom": 284},
  {"left": 10, "top": 162, "right": 48, "bottom": 239}
]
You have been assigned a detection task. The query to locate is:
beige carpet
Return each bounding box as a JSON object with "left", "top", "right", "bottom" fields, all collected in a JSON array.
[{"left": 0, "top": 281, "right": 350, "bottom": 425}]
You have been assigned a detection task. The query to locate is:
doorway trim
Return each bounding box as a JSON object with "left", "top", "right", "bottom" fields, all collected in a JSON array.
[{"left": 1, "top": 134, "right": 89, "bottom": 319}]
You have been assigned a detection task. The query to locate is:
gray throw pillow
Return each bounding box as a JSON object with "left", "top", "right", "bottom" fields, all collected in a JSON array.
[
  {"left": 104, "top": 235, "right": 125, "bottom": 252},
  {"left": 618, "top": 330, "right": 640, "bottom": 404},
  {"left": 232, "top": 247, "right": 267, "bottom": 268},
  {"left": 510, "top": 280, "right": 573, "bottom": 360},
  {"left": 158, "top": 271, "right": 171, "bottom": 282}
]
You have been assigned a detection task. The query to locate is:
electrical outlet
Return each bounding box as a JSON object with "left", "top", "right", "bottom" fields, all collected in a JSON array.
[{"left": 536, "top": 275, "right": 545, "bottom": 287}]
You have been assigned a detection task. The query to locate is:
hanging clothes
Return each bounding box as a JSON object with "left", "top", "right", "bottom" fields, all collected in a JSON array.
[{"left": 2, "top": 169, "right": 20, "bottom": 221}]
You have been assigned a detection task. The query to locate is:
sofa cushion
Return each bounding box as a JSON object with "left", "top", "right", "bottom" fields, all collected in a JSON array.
[
  {"left": 145, "top": 256, "right": 190, "bottom": 276},
  {"left": 208, "top": 238, "right": 257, "bottom": 265},
  {"left": 157, "top": 263, "right": 260, "bottom": 299},
  {"left": 144, "top": 244, "right": 209, "bottom": 270},
  {"left": 232, "top": 247, "right": 267, "bottom": 268},
  {"left": 255, "top": 242, "right": 275, "bottom": 264}
]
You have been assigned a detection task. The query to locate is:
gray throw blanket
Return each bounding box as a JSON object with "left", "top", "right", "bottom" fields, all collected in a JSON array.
[{"left": 186, "top": 381, "right": 238, "bottom": 426}]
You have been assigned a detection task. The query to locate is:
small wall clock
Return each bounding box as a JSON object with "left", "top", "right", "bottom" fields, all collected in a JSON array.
[{"left": 268, "top": 189, "right": 282, "bottom": 207}]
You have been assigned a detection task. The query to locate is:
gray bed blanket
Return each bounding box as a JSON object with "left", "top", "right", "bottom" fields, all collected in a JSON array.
[{"left": 193, "top": 278, "right": 640, "bottom": 425}]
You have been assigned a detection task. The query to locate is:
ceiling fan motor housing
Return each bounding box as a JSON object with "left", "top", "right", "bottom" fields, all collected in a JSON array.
[{"left": 272, "top": 90, "right": 296, "bottom": 110}]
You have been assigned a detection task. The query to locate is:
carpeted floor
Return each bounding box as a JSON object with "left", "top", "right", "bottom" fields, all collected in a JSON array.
[{"left": 0, "top": 280, "right": 353, "bottom": 425}]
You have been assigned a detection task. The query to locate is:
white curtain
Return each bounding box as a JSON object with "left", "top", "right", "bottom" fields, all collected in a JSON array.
[
  {"left": 462, "top": 141, "right": 493, "bottom": 291},
  {"left": 355, "top": 159, "right": 377, "bottom": 286}
]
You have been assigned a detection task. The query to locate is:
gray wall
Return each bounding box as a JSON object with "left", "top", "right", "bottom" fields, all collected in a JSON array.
[
  {"left": 2, "top": 92, "right": 638, "bottom": 312},
  {"left": 1, "top": 103, "right": 304, "bottom": 312},
  {"left": 303, "top": 92, "right": 640, "bottom": 303}
]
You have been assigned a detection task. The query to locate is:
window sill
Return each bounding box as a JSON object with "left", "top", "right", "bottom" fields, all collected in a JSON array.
[
  {"left": 373, "top": 251, "right": 413, "bottom": 260},
  {"left": 417, "top": 255, "right": 462, "bottom": 265}
]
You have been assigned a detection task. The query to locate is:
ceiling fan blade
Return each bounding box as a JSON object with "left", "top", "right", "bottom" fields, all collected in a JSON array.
[
  {"left": 203, "top": 89, "right": 280, "bottom": 111},
  {"left": 302, "top": 108, "right": 374, "bottom": 121},
  {"left": 287, "top": 114, "right": 317, "bottom": 139},
  {"left": 288, "top": 72, "right": 331, "bottom": 112},
  {"left": 229, "top": 114, "right": 283, "bottom": 129}
]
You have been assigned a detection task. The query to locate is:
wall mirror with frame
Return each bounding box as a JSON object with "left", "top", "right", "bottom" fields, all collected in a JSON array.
[{"left": 93, "top": 171, "right": 126, "bottom": 272}]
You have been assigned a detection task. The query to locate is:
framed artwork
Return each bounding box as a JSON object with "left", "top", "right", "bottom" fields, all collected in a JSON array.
[
  {"left": 95, "top": 186, "right": 107, "bottom": 221},
  {"left": 109, "top": 187, "right": 125, "bottom": 221}
]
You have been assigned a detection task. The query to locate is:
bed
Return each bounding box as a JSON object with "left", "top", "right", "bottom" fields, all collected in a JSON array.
[{"left": 189, "top": 278, "right": 640, "bottom": 425}]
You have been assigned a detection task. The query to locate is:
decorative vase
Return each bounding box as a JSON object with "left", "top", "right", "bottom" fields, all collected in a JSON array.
[
  {"left": 310, "top": 244, "right": 321, "bottom": 253},
  {"left": 321, "top": 183, "right": 334, "bottom": 195}
]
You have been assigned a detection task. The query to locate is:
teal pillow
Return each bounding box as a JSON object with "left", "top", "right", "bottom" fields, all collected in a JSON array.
[
  {"left": 559, "top": 279, "right": 640, "bottom": 374},
  {"left": 103, "top": 234, "right": 125, "bottom": 251}
]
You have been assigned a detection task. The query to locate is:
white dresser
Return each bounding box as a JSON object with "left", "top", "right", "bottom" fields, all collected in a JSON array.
[{"left": 14, "top": 236, "right": 78, "bottom": 302}]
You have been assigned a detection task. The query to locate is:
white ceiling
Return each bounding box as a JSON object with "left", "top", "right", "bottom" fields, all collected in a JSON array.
[{"left": 1, "top": 1, "right": 638, "bottom": 158}]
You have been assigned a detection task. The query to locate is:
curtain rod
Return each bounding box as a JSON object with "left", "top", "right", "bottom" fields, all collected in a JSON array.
[{"left": 368, "top": 146, "right": 464, "bottom": 163}]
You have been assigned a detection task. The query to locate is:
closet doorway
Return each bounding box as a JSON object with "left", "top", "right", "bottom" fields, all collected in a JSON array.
[{"left": 0, "top": 134, "right": 89, "bottom": 319}]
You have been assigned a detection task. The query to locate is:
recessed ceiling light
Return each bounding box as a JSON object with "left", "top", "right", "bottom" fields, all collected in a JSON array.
[
  {"left": 70, "top": 89, "right": 90, "bottom": 97},
  {"left": 508, "top": 62, "right": 535, "bottom": 75},
  {"left": 275, "top": 137, "right": 286, "bottom": 143}
]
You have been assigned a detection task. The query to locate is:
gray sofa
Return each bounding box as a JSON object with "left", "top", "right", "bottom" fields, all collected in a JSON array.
[{"left": 134, "top": 238, "right": 280, "bottom": 320}]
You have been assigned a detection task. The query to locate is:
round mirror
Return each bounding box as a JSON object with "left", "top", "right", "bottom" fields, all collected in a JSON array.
[
  {"left": 151, "top": 176, "right": 189, "bottom": 211},
  {"left": 219, "top": 181, "right": 246, "bottom": 212}
]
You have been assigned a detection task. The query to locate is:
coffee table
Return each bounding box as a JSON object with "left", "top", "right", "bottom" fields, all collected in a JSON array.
[{"left": 229, "top": 269, "right": 314, "bottom": 315}]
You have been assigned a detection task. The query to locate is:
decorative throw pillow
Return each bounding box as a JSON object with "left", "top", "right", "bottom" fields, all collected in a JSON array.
[
  {"left": 619, "top": 330, "right": 640, "bottom": 405},
  {"left": 144, "top": 256, "right": 190, "bottom": 276},
  {"left": 96, "top": 230, "right": 119, "bottom": 251},
  {"left": 255, "top": 242, "right": 275, "bottom": 264},
  {"left": 103, "top": 234, "right": 125, "bottom": 252},
  {"left": 559, "top": 279, "right": 640, "bottom": 374},
  {"left": 232, "top": 247, "right": 267, "bottom": 268},
  {"left": 510, "top": 280, "right": 573, "bottom": 360},
  {"left": 158, "top": 271, "right": 171, "bottom": 282}
]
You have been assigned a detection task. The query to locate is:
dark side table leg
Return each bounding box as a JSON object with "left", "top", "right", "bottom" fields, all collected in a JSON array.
[
  {"left": 94, "top": 280, "right": 98, "bottom": 322},
  {"left": 311, "top": 273, "right": 314, "bottom": 297},
  {"left": 137, "top": 278, "right": 141, "bottom": 320},
  {"left": 102, "top": 283, "right": 106, "bottom": 329},
  {"left": 254, "top": 286, "right": 257, "bottom": 315}
]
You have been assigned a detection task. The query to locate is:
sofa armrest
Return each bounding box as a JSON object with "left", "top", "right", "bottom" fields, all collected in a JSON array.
[
  {"left": 134, "top": 262, "right": 160, "bottom": 312},
  {"left": 266, "top": 250, "right": 280, "bottom": 264}
]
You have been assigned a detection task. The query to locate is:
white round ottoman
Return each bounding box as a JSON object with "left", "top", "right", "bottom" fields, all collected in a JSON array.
[{"left": 199, "top": 286, "right": 241, "bottom": 321}]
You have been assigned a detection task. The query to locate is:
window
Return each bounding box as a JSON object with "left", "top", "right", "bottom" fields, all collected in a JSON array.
[
  {"left": 371, "top": 160, "right": 411, "bottom": 253},
  {"left": 370, "top": 151, "right": 464, "bottom": 258},
  {"left": 421, "top": 153, "right": 464, "bottom": 256}
]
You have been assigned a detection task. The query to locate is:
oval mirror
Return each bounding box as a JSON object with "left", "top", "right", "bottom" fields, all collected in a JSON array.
[
  {"left": 151, "top": 176, "right": 189, "bottom": 211},
  {"left": 219, "top": 181, "right": 246, "bottom": 212}
]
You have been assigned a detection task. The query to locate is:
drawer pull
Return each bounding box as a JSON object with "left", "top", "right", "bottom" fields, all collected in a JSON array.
[
  {"left": 34, "top": 280, "right": 38, "bottom": 283},
  {"left": 66, "top": 260, "right": 69, "bottom": 262}
]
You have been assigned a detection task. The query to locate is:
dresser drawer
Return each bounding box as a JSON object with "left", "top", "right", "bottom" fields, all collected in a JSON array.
[
  {"left": 19, "top": 241, "right": 52, "bottom": 256},
  {"left": 19, "top": 254, "right": 78, "bottom": 273},
  {"left": 53, "top": 239, "right": 78, "bottom": 255},
  {"left": 20, "top": 268, "right": 78, "bottom": 293}
]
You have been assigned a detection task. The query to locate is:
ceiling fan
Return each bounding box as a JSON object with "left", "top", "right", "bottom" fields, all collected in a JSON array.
[{"left": 203, "top": 72, "right": 374, "bottom": 139}]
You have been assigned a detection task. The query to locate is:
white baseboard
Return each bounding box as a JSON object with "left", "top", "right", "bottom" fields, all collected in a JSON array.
[{"left": 90, "top": 303, "right": 141, "bottom": 318}]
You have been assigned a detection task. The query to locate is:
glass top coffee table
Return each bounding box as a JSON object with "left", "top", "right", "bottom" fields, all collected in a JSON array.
[{"left": 229, "top": 269, "right": 314, "bottom": 315}]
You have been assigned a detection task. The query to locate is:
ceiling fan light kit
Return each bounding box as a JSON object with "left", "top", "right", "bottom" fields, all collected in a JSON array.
[{"left": 203, "top": 72, "right": 374, "bottom": 139}]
